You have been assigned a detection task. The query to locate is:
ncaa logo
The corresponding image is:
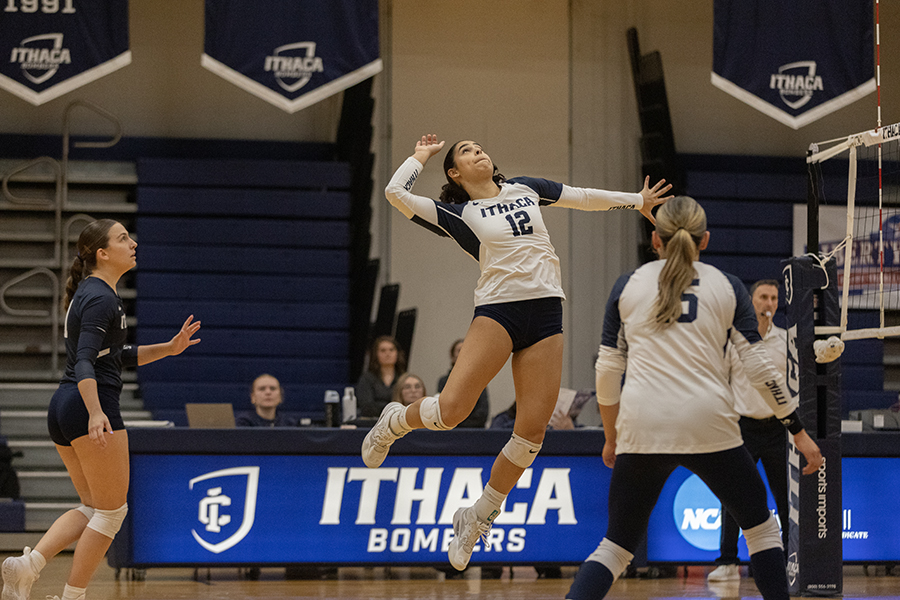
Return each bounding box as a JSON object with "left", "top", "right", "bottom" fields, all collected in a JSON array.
[
  {"left": 189, "top": 466, "right": 260, "bottom": 554},
  {"left": 672, "top": 475, "right": 721, "bottom": 551}
]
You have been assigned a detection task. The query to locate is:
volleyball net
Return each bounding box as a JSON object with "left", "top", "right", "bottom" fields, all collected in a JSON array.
[{"left": 806, "top": 122, "right": 900, "bottom": 341}]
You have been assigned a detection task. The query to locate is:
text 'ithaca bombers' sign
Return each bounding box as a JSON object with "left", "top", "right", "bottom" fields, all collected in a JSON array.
[
  {"left": 128, "top": 454, "right": 610, "bottom": 565},
  {"left": 201, "top": 0, "right": 382, "bottom": 114},
  {"left": 0, "top": 0, "right": 130, "bottom": 106},
  {"left": 712, "top": 0, "right": 875, "bottom": 129}
]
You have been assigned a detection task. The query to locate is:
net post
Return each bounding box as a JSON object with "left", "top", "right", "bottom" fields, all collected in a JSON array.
[{"left": 783, "top": 256, "right": 843, "bottom": 596}]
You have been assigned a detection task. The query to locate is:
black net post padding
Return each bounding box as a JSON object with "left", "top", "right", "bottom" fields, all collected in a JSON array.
[{"left": 783, "top": 255, "right": 842, "bottom": 597}]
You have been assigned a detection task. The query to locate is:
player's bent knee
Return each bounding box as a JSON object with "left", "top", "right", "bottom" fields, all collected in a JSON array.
[
  {"left": 743, "top": 513, "right": 782, "bottom": 555},
  {"left": 501, "top": 433, "right": 542, "bottom": 469},
  {"left": 87, "top": 503, "right": 127, "bottom": 539},
  {"left": 586, "top": 538, "right": 634, "bottom": 580},
  {"left": 75, "top": 504, "right": 95, "bottom": 521},
  {"left": 419, "top": 396, "right": 453, "bottom": 431}
]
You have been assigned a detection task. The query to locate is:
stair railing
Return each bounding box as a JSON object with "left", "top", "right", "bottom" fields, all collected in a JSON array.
[
  {"left": 62, "top": 100, "right": 123, "bottom": 208},
  {"left": 1, "top": 157, "right": 63, "bottom": 269},
  {"left": 0, "top": 268, "right": 61, "bottom": 374}
]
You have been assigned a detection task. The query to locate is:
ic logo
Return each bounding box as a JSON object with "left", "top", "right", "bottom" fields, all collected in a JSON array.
[{"left": 189, "top": 466, "right": 260, "bottom": 554}]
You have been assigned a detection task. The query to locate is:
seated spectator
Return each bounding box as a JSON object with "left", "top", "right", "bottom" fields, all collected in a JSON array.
[
  {"left": 357, "top": 335, "right": 406, "bottom": 418},
  {"left": 393, "top": 373, "right": 427, "bottom": 406},
  {"left": 236, "top": 374, "right": 297, "bottom": 427},
  {"left": 438, "top": 338, "right": 489, "bottom": 428}
]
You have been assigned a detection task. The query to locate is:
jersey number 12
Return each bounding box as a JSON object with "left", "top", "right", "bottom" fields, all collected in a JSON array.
[{"left": 505, "top": 211, "right": 533, "bottom": 237}]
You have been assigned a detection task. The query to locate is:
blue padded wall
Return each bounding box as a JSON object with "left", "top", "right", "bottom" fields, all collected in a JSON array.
[
  {"left": 135, "top": 157, "right": 352, "bottom": 419},
  {"left": 682, "top": 154, "right": 890, "bottom": 417}
]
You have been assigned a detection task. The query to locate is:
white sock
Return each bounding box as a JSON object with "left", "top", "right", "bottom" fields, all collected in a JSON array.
[
  {"left": 62, "top": 583, "right": 86, "bottom": 600},
  {"left": 473, "top": 483, "right": 506, "bottom": 524},
  {"left": 28, "top": 549, "right": 46, "bottom": 574},
  {"left": 392, "top": 406, "right": 413, "bottom": 433}
]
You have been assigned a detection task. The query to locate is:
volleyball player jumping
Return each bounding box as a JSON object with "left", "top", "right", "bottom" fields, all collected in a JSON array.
[{"left": 362, "top": 134, "right": 672, "bottom": 570}]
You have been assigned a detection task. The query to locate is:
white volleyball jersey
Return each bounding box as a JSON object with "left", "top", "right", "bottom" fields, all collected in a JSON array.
[
  {"left": 729, "top": 323, "right": 794, "bottom": 419},
  {"left": 595, "top": 260, "right": 791, "bottom": 455},
  {"left": 386, "top": 157, "right": 643, "bottom": 306}
]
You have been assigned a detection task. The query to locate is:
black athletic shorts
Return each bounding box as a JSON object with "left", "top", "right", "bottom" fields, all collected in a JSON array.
[
  {"left": 47, "top": 382, "right": 125, "bottom": 446},
  {"left": 474, "top": 297, "right": 563, "bottom": 352}
]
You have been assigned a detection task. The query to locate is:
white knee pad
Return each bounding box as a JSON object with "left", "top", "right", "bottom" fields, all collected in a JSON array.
[
  {"left": 501, "top": 433, "right": 542, "bottom": 469},
  {"left": 419, "top": 396, "right": 453, "bottom": 431},
  {"left": 743, "top": 513, "right": 783, "bottom": 555},
  {"left": 586, "top": 537, "right": 634, "bottom": 580},
  {"left": 75, "top": 504, "right": 95, "bottom": 521},
  {"left": 87, "top": 503, "right": 127, "bottom": 539}
]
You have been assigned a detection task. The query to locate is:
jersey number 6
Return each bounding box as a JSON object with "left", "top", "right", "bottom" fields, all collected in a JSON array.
[{"left": 678, "top": 292, "right": 698, "bottom": 323}]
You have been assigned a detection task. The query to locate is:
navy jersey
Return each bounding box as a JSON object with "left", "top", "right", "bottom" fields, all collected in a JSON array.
[
  {"left": 386, "top": 157, "right": 643, "bottom": 306},
  {"left": 61, "top": 277, "right": 137, "bottom": 389}
]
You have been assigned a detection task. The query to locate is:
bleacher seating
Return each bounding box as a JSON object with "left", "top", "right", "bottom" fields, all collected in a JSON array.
[{"left": 134, "top": 157, "right": 353, "bottom": 421}]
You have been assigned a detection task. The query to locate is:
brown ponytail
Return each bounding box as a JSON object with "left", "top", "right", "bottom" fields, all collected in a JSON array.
[
  {"left": 64, "top": 219, "right": 117, "bottom": 309},
  {"left": 651, "top": 196, "right": 707, "bottom": 328}
]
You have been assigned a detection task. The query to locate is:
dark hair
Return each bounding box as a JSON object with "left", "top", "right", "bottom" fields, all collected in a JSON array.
[
  {"left": 652, "top": 196, "right": 707, "bottom": 328},
  {"left": 750, "top": 279, "right": 780, "bottom": 297},
  {"left": 438, "top": 141, "right": 506, "bottom": 204},
  {"left": 64, "top": 219, "right": 117, "bottom": 309},
  {"left": 449, "top": 338, "right": 464, "bottom": 356},
  {"left": 367, "top": 335, "right": 408, "bottom": 375}
]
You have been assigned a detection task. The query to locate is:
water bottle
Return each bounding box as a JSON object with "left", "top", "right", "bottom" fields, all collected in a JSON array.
[
  {"left": 342, "top": 386, "right": 357, "bottom": 423},
  {"left": 324, "top": 390, "right": 340, "bottom": 427}
]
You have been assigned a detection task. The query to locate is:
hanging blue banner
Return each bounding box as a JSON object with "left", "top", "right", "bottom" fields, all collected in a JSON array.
[
  {"left": 0, "top": 0, "right": 130, "bottom": 106},
  {"left": 712, "top": 0, "right": 875, "bottom": 129},
  {"left": 201, "top": 0, "right": 382, "bottom": 114}
]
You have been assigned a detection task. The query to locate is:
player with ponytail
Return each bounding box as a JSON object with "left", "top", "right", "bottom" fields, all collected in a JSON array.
[
  {"left": 2, "top": 220, "right": 201, "bottom": 600},
  {"left": 568, "top": 196, "right": 823, "bottom": 600}
]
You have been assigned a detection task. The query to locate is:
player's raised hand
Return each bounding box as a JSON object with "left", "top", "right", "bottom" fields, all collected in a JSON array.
[
  {"left": 638, "top": 176, "right": 674, "bottom": 225},
  {"left": 413, "top": 134, "right": 446, "bottom": 164},
  {"left": 168, "top": 314, "right": 201, "bottom": 356}
]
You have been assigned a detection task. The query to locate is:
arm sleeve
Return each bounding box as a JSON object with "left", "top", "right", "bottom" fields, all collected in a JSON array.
[
  {"left": 553, "top": 184, "right": 643, "bottom": 212},
  {"left": 595, "top": 272, "right": 632, "bottom": 406},
  {"left": 73, "top": 297, "right": 112, "bottom": 383},
  {"left": 384, "top": 157, "right": 443, "bottom": 225},
  {"left": 595, "top": 345, "right": 627, "bottom": 406},
  {"left": 727, "top": 277, "right": 797, "bottom": 418},
  {"left": 121, "top": 344, "right": 139, "bottom": 368},
  {"left": 508, "top": 177, "right": 643, "bottom": 211}
]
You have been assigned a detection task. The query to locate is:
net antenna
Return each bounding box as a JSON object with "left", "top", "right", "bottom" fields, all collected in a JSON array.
[{"left": 804, "top": 0, "right": 899, "bottom": 344}]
